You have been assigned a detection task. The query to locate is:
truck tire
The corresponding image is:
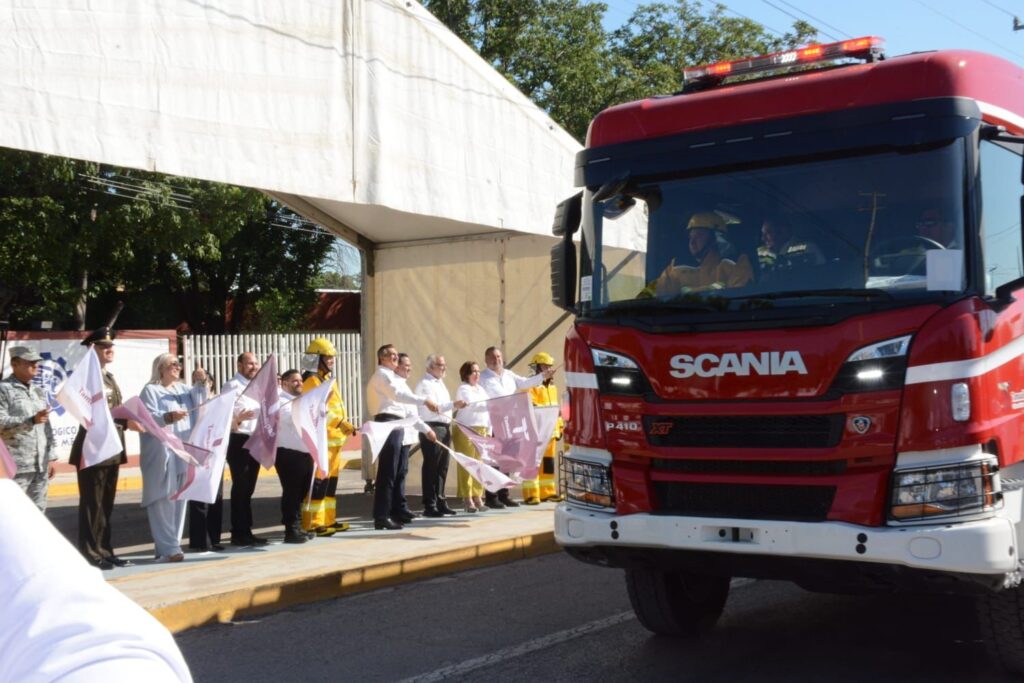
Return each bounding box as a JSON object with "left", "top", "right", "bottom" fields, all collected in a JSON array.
[
  {"left": 625, "top": 568, "right": 730, "bottom": 637},
  {"left": 977, "top": 586, "right": 1024, "bottom": 674}
]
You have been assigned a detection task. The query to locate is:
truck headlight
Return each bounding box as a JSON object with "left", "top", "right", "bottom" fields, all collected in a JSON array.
[
  {"left": 561, "top": 457, "right": 615, "bottom": 508},
  {"left": 889, "top": 458, "right": 1001, "bottom": 522},
  {"left": 591, "top": 348, "right": 651, "bottom": 396},
  {"left": 831, "top": 335, "right": 911, "bottom": 394}
]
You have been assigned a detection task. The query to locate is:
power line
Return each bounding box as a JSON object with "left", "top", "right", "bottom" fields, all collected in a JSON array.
[
  {"left": 912, "top": 0, "right": 1024, "bottom": 61},
  {"left": 760, "top": 0, "right": 838, "bottom": 41},
  {"left": 718, "top": 2, "right": 787, "bottom": 38},
  {"left": 981, "top": 0, "right": 1017, "bottom": 18},
  {"left": 773, "top": 0, "right": 853, "bottom": 39}
]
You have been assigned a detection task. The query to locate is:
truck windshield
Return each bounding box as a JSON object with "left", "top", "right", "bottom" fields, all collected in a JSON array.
[{"left": 586, "top": 143, "right": 967, "bottom": 312}]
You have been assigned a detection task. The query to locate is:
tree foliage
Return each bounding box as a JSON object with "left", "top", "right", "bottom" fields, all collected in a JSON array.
[
  {"left": 424, "top": 0, "right": 817, "bottom": 141},
  {"left": 0, "top": 149, "right": 335, "bottom": 332}
]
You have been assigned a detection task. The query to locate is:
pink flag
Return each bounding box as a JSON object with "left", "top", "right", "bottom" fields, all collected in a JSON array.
[
  {"left": 56, "top": 348, "right": 122, "bottom": 469},
  {"left": 0, "top": 438, "right": 15, "bottom": 479},
  {"left": 361, "top": 416, "right": 421, "bottom": 464},
  {"left": 242, "top": 355, "right": 279, "bottom": 469},
  {"left": 172, "top": 392, "right": 235, "bottom": 503},
  {"left": 441, "top": 442, "right": 516, "bottom": 493},
  {"left": 292, "top": 378, "right": 334, "bottom": 475},
  {"left": 112, "top": 396, "right": 209, "bottom": 466},
  {"left": 483, "top": 393, "right": 543, "bottom": 480}
]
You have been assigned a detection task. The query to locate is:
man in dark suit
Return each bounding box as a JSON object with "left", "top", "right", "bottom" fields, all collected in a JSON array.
[{"left": 69, "top": 327, "right": 136, "bottom": 570}]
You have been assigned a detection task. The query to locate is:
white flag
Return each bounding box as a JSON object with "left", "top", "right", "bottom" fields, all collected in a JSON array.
[
  {"left": 292, "top": 379, "right": 334, "bottom": 475},
  {"left": 360, "top": 417, "right": 421, "bottom": 465},
  {"left": 56, "top": 349, "right": 122, "bottom": 469},
  {"left": 440, "top": 442, "right": 517, "bottom": 493},
  {"left": 172, "top": 392, "right": 235, "bottom": 504}
]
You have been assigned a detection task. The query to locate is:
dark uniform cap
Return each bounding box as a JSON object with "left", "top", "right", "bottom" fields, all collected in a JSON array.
[{"left": 81, "top": 326, "right": 116, "bottom": 347}]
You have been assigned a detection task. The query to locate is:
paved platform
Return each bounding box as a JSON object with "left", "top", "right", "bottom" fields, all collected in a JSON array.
[{"left": 46, "top": 466, "right": 559, "bottom": 633}]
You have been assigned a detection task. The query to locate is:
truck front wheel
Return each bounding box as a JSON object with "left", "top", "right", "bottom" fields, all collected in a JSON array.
[
  {"left": 977, "top": 585, "right": 1024, "bottom": 674},
  {"left": 625, "top": 568, "right": 730, "bottom": 637}
]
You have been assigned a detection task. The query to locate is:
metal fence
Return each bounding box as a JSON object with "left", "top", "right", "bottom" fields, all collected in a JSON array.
[{"left": 181, "top": 331, "right": 364, "bottom": 422}]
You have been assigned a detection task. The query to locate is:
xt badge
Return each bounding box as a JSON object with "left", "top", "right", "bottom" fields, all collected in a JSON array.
[{"left": 850, "top": 416, "right": 872, "bottom": 434}]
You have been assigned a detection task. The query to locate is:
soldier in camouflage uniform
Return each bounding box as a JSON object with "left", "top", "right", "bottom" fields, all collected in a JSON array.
[{"left": 0, "top": 346, "right": 55, "bottom": 511}]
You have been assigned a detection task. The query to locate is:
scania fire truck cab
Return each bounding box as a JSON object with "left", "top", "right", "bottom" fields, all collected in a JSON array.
[{"left": 549, "top": 38, "right": 1024, "bottom": 669}]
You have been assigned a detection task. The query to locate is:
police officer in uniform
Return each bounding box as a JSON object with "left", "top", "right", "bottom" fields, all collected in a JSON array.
[{"left": 69, "top": 327, "right": 135, "bottom": 570}]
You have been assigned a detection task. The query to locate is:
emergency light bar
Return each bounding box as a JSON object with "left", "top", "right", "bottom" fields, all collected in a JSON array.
[{"left": 683, "top": 36, "right": 885, "bottom": 91}]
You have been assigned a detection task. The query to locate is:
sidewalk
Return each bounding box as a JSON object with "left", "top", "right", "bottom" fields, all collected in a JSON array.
[{"left": 47, "top": 466, "right": 560, "bottom": 634}]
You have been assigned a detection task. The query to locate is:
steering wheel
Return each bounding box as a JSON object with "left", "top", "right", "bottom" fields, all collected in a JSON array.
[
  {"left": 870, "top": 234, "right": 946, "bottom": 255},
  {"left": 869, "top": 234, "right": 946, "bottom": 276}
]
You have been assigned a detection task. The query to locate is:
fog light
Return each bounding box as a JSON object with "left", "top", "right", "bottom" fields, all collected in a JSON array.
[
  {"left": 561, "top": 458, "right": 614, "bottom": 509},
  {"left": 890, "top": 458, "right": 1000, "bottom": 521},
  {"left": 951, "top": 382, "right": 970, "bottom": 422}
]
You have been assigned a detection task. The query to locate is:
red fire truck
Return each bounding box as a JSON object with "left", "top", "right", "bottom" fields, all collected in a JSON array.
[{"left": 550, "top": 37, "right": 1024, "bottom": 669}]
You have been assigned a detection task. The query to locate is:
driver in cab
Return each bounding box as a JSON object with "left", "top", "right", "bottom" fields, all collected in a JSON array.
[{"left": 639, "top": 211, "right": 753, "bottom": 298}]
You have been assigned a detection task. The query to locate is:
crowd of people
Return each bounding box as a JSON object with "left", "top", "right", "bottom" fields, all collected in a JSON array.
[{"left": 0, "top": 329, "right": 564, "bottom": 569}]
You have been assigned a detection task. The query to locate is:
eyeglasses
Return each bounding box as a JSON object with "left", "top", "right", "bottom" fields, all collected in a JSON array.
[
  {"left": 166, "top": 361, "right": 181, "bottom": 368},
  {"left": 470, "top": 369, "right": 480, "bottom": 374},
  {"left": 435, "top": 364, "right": 447, "bottom": 369}
]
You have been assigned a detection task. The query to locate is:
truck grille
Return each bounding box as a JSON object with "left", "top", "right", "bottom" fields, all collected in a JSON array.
[
  {"left": 653, "top": 482, "right": 836, "bottom": 521},
  {"left": 643, "top": 414, "right": 844, "bottom": 449},
  {"left": 652, "top": 458, "right": 846, "bottom": 477}
]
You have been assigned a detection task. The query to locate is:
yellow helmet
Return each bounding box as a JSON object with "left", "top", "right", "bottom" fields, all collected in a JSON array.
[
  {"left": 305, "top": 337, "right": 337, "bottom": 356},
  {"left": 686, "top": 211, "right": 727, "bottom": 232},
  {"left": 531, "top": 351, "right": 555, "bottom": 366}
]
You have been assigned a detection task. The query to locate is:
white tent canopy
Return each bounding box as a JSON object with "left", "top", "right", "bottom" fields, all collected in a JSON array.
[{"left": 0, "top": 0, "right": 581, "bottom": 245}]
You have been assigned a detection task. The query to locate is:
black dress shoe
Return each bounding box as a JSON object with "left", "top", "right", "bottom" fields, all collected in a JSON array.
[
  {"left": 210, "top": 543, "right": 226, "bottom": 551},
  {"left": 188, "top": 544, "right": 210, "bottom": 551},
  {"left": 374, "top": 518, "right": 404, "bottom": 530},
  {"left": 484, "top": 492, "right": 505, "bottom": 509},
  {"left": 91, "top": 558, "right": 115, "bottom": 571},
  {"left": 108, "top": 556, "right": 134, "bottom": 567},
  {"left": 393, "top": 511, "right": 418, "bottom": 523},
  {"left": 250, "top": 535, "right": 269, "bottom": 546},
  {"left": 498, "top": 490, "right": 520, "bottom": 507},
  {"left": 284, "top": 531, "right": 309, "bottom": 544},
  {"left": 437, "top": 504, "right": 458, "bottom": 516},
  {"left": 422, "top": 508, "right": 445, "bottom": 518}
]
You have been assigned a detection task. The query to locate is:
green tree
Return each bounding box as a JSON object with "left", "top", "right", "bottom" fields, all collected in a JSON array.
[
  {"left": 424, "top": 0, "right": 817, "bottom": 141},
  {"left": 0, "top": 147, "right": 335, "bottom": 332}
]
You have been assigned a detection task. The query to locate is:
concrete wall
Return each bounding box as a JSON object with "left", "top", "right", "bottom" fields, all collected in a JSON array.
[{"left": 365, "top": 232, "right": 572, "bottom": 397}]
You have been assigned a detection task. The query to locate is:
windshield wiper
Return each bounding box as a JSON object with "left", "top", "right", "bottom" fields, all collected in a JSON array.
[
  {"left": 740, "top": 288, "right": 895, "bottom": 302},
  {"left": 611, "top": 296, "right": 724, "bottom": 313}
]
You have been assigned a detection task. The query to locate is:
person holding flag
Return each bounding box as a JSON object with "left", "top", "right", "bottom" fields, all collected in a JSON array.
[
  {"left": 300, "top": 338, "right": 357, "bottom": 536},
  {"left": 367, "top": 344, "right": 438, "bottom": 530},
  {"left": 68, "top": 326, "right": 141, "bottom": 570},
  {"left": 139, "top": 353, "right": 208, "bottom": 563},
  {"left": 222, "top": 352, "right": 264, "bottom": 547},
  {"left": 452, "top": 361, "right": 490, "bottom": 513},
  {"left": 479, "top": 346, "right": 555, "bottom": 508},
  {"left": 276, "top": 369, "right": 315, "bottom": 543},
  {"left": 0, "top": 346, "right": 54, "bottom": 511},
  {"left": 522, "top": 352, "right": 564, "bottom": 505}
]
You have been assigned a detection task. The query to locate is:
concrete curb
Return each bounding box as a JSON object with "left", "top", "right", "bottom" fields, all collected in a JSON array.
[{"left": 146, "top": 530, "right": 559, "bottom": 633}]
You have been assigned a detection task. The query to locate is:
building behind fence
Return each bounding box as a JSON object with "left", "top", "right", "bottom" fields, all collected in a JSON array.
[{"left": 182, "top": 331, "right": 364, "bottom": 423}]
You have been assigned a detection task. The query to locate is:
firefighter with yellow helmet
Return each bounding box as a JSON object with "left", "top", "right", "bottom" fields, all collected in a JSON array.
[
  {"left": 300, "top": 337, "right": 356, "bottom": 535},
  {"left": 640, "top": 210, "right": 754, "bottom": 298},
  {"left": 523, "top": 351, "right": 564, "bottom": 504}
]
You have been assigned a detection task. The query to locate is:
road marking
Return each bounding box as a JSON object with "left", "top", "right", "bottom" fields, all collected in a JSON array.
[
  {"left": 398, "top": 611, "right": 636, "bottom": 682},
  {"left": 400, "top": 577, "right": 756, "bottom": 682}
]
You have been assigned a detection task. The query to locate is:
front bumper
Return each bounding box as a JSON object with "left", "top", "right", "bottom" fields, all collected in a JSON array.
[{"left": 555, "top": 503, "right": 1019, "bottom": 576}]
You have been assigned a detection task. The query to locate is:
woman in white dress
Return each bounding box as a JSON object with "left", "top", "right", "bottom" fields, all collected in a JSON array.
[
  {"left": 452, "top": 361, "right": 490, "bottom": 513},
  {"left": 139, "top": 354, "right": 207, "bottom": 562}
]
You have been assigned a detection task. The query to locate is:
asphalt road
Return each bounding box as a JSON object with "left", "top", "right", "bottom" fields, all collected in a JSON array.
[{"left": 175, "top": 552, "right": 1015, "bottom": 683}]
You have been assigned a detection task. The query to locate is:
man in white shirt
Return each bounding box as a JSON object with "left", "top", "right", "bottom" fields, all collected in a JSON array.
[
  {"left": 366, "top": 344, "right": 438, "bottom": 530},
  {"left": 415, "top": 354, "right": 466, "bottom": 517},
  {"left": 221, "top": 352, "right": 265, "bottom": 547},
  {"left": 394, "top": 353, "right": 439, "bottom": 522},
  {"left": 478, "top": 346, "right": 556, "bottom": 508},
  {"left": 276, "top": 369, "right": 314, "bottom": 544}
]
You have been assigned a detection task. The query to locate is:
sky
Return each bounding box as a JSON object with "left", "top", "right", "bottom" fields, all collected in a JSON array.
[{"left": 602, "top": 0, "right": 1024, "bottom": 67}]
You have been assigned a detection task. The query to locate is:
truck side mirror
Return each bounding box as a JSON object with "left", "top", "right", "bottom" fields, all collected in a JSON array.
[{"left": 551, "top": 192, "right": 582, "bottom": 312}]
